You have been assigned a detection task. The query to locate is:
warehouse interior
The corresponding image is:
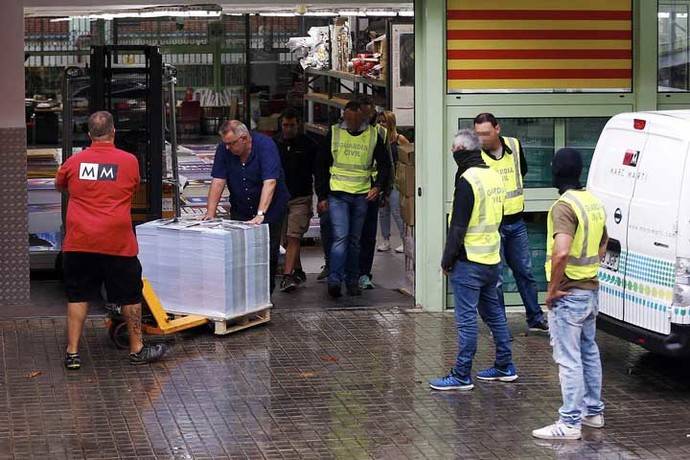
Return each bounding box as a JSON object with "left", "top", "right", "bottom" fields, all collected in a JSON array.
[{"left": 15, "top": 1, "right": 417, "bottom": 312}]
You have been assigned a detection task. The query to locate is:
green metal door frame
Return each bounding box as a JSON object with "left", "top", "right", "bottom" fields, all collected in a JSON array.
[
  {"left": 414, "top": 0, "right": 447, "bottom": 311},
  {"left": 414, "top": 0, "right": 663, "bottom": 310}
]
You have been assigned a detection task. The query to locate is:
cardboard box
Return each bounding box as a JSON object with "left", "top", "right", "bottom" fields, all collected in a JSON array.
[
  {"left": 256, "top": 113, "right": 281, "bottom": 132},
  {"left": 395, "top": 162, "right": 416, "bottom": 198},
  {"left": 401, "top": 195, "right": 415, "bottom": 226},
  {"left": 397, "top": 143, "right": 415, "bottom": 165}
]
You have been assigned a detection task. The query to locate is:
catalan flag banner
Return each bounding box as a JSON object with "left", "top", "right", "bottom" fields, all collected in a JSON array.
[{"left": 446, "top": 0, "right": 632, "bottom": 92}]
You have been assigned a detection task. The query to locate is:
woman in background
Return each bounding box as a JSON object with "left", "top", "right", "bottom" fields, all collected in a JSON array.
[{"left": 377, "top": 110, "right": 410, "bottom": 253}]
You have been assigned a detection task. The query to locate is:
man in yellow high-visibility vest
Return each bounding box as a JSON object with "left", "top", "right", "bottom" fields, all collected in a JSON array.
[
  {"left": 474, "top": 113, "right": 548, "bottom": 332},
  {"left": 357, "top": 95, "right": 393, "bottom": 290},
  {"left": 314, "top": 101, "right": 391, "bottom": 298},
  {"left": 533, "top": 148, "right": 607, "bottom": 441},
  {"left": 429, "top": 129, "right": 517, "bottom": 391}
]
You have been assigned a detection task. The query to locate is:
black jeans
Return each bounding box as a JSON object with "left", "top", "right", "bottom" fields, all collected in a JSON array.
[
  {"left": 319, "top": 209, "right": 333, "bottom": 267},
  {"left": 359, "top": 196, "right": 380, "bottom": 278}
]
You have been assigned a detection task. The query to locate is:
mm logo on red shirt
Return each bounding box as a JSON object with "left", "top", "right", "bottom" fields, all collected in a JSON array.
[{"left": 79, "top": 162, "right": 119, "bottom": 181}]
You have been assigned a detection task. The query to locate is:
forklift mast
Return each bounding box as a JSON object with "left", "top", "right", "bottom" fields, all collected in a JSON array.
[{"left": 62, "top": 45, "right": 169, "bottom": 223}]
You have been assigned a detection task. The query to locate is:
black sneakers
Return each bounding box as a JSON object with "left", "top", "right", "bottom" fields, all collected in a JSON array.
[
  {"left": 317, "top": 265, "right": 329, "bottom": 281},
  {"left": 346, "top": 284, "right": 362, "bottom": 297},
  {"left": 529, "top": 320, "right": 550, "bottom": 332},
  {"left": 64, "top": 352, "right": 81, "bottom": 370},
  {"left": 328, "top": 284, "right": 342, "bottom": 298},
  {"left": 129, "top": 343, "right": 169, "bottom": 365},
  {"left": 65, "top": 343, "right": 168, "bottom": 369},
  {"left": 280, "top": 275, "right": 298, "bottom": 293},
  {"left": 293, "top": 268, "right": 307, "bottom": 284}
]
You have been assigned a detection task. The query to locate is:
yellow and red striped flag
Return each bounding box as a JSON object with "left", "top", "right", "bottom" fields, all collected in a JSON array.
[{"left": 446, "top": 0, "right": 632, "bottom": 92}]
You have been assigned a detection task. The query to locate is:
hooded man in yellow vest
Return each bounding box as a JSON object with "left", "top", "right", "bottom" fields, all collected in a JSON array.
[
  {"left": 474, "top": 113, "right": 548, "bottom": 333},
  {"left": 429, "top": 129, "right": 518, "bottom": 391},
  {"left": 315, "top": 101, "right": 391, "bottom": 298},
  {"left": 533, "top": 148, "right": 608, "bottom": 441}
]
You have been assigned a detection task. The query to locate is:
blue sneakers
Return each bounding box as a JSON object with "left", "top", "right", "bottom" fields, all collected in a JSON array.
[
  {"left": 429, "top": 371, "right": 474, "bottom": 391},
  {"left": 476, "top": 364, "right": 518, "bottom": 382}
]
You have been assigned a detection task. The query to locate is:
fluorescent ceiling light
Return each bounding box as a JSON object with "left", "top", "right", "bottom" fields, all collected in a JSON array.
[
  {"left": 50, "top": 7, "right": 221, "bottom": 21},
  {"left": 399, "top": 11, "right": 414, "bottom": 17},
  {"left": 679, "top": 13, "right": 689, "bottom": 18},
  {"left": 259, "top": 12, "right": 295, "bottom": 17},
  {"left": 304, "top": 12, "right": 338, "bottom": 17},
  {"left": 338, "top": 11, "right": 366, "bottom": 17},
  {"left": 658, "top": 12, "right": 671, "bottom": 19},
  {"left": 366, "top": 11, "right": 398, "bottom": 17}
]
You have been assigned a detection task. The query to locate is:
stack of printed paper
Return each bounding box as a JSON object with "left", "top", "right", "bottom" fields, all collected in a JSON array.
[{"left": 137, "top": 218, "right": 270, "bottom": 320}]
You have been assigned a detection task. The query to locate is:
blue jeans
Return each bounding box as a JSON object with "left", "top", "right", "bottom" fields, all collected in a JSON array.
[
  {"left": 497, "top": 218, "right": 545, "bottom": 326},
  {"left": 379, "top": 188, "right": 404, "bottom": 240},
  {"left": 359, "top": 196, "right": 380, "bottom": 278},
  {"left": 450, "top": 260, "right": 514, "bottom": 377},
  {"left": 328, "top": 192, "right": 368, "bottom": 286},
  {"left": 549, "top": 289, "right": 605, "bottom": 426},
  {"left": 319, "top": 208, "right": 333, "bottom": 267}
]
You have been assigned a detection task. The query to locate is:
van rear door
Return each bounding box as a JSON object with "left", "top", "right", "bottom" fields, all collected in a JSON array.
[
  {"left": 587, "top": 114, "right": 649, "bottom": 323},
  {"left": 624, "top": 116, "right": 687, "bottom": 335}
]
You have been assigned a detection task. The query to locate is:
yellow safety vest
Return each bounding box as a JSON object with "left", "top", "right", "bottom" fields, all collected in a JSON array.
[
  {"left": 481, "top": 136, "right": 524, "bottom": 216},
  {"left": 330, "top": 125, "right": 378, "bottom": 194},
  {"left": 545, "top": 190, "right": 606, "bottom": 282},
  {"left": 449, "top": 167, "right": 505, "bottom": 265}
]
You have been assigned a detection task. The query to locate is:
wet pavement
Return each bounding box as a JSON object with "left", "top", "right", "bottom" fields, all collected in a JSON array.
[{"left": 2, "top": 297, "right": 690, "bottom": 460}]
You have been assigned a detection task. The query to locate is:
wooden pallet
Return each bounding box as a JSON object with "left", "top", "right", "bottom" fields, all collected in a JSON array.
[{"left": 211, "top": 307, "right": 272, "bottom": 336}]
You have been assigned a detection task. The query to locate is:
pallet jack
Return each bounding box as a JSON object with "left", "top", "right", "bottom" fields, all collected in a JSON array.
[
  {"left": 63, "top": 46, "right": 271, "bottom": 348},
  {"left": 106, "top": 279, "right": 272, "bottom": 349}
]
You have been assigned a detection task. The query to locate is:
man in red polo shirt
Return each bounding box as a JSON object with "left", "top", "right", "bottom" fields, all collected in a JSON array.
[{"left": 56, "top": 111, "right": 168, "bottom": 370}]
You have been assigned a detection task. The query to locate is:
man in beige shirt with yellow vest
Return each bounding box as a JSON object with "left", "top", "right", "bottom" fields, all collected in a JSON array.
[
  {"left": 474, "top": 113, "right": 548, "bottom": 332},
  {"left": 533, "top": 147, "right": 607, "bottom": 440}
]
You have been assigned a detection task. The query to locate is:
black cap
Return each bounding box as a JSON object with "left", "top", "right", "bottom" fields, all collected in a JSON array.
[
  {"left": 552, "top": 148, "right": 583, "bottom": 181},
  {"left": 552, "top": 148, "right": 583, "bottom": 193}
]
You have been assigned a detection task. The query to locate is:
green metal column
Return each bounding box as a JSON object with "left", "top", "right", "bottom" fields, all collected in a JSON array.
[
  {"left": 634, "top": 0, "right": 658, "bottom": 111},
  {"left": 414, "top": 0, "right": 447, "bottom": 311}
]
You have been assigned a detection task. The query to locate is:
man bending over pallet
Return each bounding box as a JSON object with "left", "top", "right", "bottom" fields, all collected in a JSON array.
[{"left": 56, "top": 111, "right": 169, "bottom": 370}]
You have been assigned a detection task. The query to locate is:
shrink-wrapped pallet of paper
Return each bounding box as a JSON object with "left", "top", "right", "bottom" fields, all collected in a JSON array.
[{"left": 137, "top": 218, "right": 270, "bottom": 320}]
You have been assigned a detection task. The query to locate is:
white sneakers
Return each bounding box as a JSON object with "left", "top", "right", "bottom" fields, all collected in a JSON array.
[
  {"left": 377, "top": 240, "right": 405, "bottom": 253},
  {"left": 582, "top": 414, "right": 605, "bottom": 428},
  {"left": 532, "top": 421, "right": 582, "bottom": 440},
  {"left": 532, "top": 415, "right": 604, "bottom": 441}
]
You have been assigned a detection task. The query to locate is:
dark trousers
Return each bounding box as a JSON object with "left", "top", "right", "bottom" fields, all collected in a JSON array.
[
  {"left": 359, "top": 197, "right": 380, "bottom": 278},
  {"left": 268, "top": 220, "right": 282, "bottom": 294},
  {"left": 319, "top": 209, "right": 333, "bottom": 267}
]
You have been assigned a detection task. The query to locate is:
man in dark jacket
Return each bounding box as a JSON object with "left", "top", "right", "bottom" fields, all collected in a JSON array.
[
  {"left": 429, "top": 129, "right": 517, "bottom": 391},
  {"left": 273, "top": 108, "right": 319, "bottom": 292}
]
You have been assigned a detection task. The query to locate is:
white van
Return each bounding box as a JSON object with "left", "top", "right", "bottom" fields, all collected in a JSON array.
[{"left": 587, "top": 110, "right": 690, "bottom": 356}]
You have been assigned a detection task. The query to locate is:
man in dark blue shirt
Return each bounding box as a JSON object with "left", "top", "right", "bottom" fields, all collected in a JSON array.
[{"left": 205, "top": 120, "right": 290, "bottom": 294}]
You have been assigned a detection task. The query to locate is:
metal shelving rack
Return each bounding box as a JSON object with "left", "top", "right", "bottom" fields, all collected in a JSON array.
[{"left": 303, "top": 67, "right": 389, "bottom": 137}]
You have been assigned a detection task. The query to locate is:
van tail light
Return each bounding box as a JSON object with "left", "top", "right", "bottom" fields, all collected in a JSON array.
[
  {"left": 634, "top": 119, "right": 646, "bottom": 130},
  {"left": 673, "top": 257, "right": 690, "bottom": 307}
]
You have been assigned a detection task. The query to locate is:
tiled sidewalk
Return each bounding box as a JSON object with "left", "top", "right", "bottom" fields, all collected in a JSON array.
[{"left": 1, "top": 309, "right": 689, "bottom": 459}]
